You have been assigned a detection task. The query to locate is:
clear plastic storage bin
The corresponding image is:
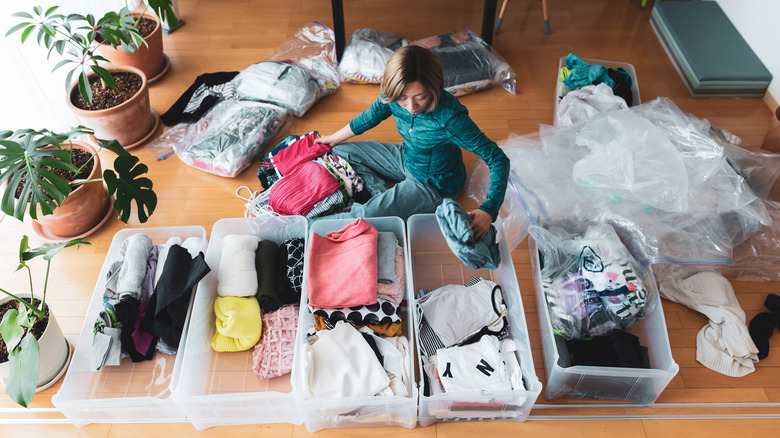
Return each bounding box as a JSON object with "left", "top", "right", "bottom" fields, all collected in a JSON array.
[
  {"left": 407, "top": 214, "right": 542, "bottom": 426},
  {"left": 173, "top": 216, "right": 307, "bottom": 430},
  {"left": 528, "top": 236, "right": 679, "bottom": 404},
  {"left": 292, "top": 216, "right": 418, "bottom": 432},
  {"left": 554, "top": 56, "right": 641, "bottom": 126},
  {"left": 52, "top": 226, "right": 208, "bottom": 426}
]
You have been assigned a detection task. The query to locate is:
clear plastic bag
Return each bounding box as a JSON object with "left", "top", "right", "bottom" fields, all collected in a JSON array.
[
  {"left": 719, "top": 200, "right": 780, "bottom": 282},
  {"left": 149, "top": 100, "right": 291, "bottom": 178},
  {"left": 413, "top": 30, "right": 517, "bottom": 96},
  {"left": 263, "top": 21, "right": 340, "bottom": 97},
  {"left": 338, "top": 28, "right": 408, "bottom": 84},
  {"left": 572, "top": 109, "right": 690, "bottom": 212},
  {"left": 530, "top": 224, "right": 657, "bottom": 340},
  {"left": 233, "top": 61, "right": 324, "bottom": 117},
  {"left": 466, "top": 97, "right": 770, "bottom": 263}
]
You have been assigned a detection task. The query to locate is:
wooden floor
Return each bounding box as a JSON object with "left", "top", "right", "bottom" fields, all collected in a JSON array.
[{"left": 1, "top": 0, "right": 779, "bottom": 436}]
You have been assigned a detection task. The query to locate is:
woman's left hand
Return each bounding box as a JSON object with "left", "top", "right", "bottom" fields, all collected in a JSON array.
[{"left": 469, "top": 209, "right": 493, "bottom": 242}]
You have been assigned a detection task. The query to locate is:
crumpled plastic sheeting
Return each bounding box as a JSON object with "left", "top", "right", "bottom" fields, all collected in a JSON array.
[
  {"left": 466, "top": 97, "right": 770, "bottom": 265},
  {"left": 719, "top": 200, "right": 780, "bottom": 282},
  {"left": 556, "top": 83, "right": 629, "bottom": 127}
]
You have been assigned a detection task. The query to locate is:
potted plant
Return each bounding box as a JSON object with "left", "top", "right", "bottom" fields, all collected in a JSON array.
[
  {"left": 96, "top": 1, "right": 180, "bottom": 83},
  {"left": 0, "top": 235, "right": 90, "bottom": 407},
  {"left": 0, "top": 126, "right": 157, "bottom": 239},
  {"left": 7, "top": 5, "right": 166, "bottom": 149}
]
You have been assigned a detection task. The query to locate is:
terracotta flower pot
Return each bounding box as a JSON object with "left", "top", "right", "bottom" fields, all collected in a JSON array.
[
  {"left": 66, "top": 65, "right": 158, "bottom": 149},
  {"left": 0, "top": 295, "right": 71, "bottom": 392},
  {"left": 98, "top": 11, "right": 167, "bottom": 83},
  {"left": 33, "top": 141, "right": 110, "bottom": 238},
  {"left": 761, "top": 106, "right": 780, "bottom": 154}
]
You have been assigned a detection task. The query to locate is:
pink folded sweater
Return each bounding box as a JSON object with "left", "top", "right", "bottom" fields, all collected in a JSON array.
[
  {"left": 308, "top": 218, "right": 379, "bottom": 308},
  {"left": 269, "top": 160, "right": 340, "bottom": 216},
  {"left": 272, "top": 132, "right": 331, "bottom": 176}
]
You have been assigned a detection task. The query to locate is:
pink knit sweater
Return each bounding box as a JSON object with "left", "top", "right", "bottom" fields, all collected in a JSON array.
[{"left": 307, "top": 218, "right": 379, "bottom": 308}]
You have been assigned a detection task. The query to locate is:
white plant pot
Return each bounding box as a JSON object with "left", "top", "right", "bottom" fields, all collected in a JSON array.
[{"left": 0, "top": 295, "right": 72, "bottom": 392}]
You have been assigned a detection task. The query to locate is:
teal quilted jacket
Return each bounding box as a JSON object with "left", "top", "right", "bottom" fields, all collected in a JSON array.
[{"left": 349, "top": 90, "right": 509, "bottom": 220}]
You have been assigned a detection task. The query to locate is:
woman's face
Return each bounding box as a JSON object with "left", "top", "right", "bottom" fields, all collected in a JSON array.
[{"left": 397, "top": 81, "right": 431, "bottom": 115}]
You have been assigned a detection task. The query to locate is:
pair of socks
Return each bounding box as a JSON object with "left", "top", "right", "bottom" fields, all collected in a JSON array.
[{"left": 749, "top": 294, "right": 780, "bottom": 360}]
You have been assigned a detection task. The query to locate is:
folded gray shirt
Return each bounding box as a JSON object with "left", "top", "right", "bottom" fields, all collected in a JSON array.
[{"left": 377, "top": 232, "right": 398, "bottom": 284}]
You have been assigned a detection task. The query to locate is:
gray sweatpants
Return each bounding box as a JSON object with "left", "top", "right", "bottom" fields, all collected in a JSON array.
[{"left": 321, "top": 141, "right": 444, "bottom": 221}]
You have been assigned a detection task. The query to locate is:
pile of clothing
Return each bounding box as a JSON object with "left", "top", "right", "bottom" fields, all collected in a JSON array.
[
  {"left": 211, "top": 234, "right": 305, "bottom": 380},
  {"left": 416, "top": 277, "right": 525, "bottom": 396},
  {"left": 92, "top": 234, "right": 210, "bottom": 371},
  {"left": 250, "top": 131, "right": 369, "bottom": 218},
  {"left": 154, "top": 22, "right": 340, "bottom": 177},
  {"left": 557, "top": 53, "right": 635, "bottom": 108},
  {"left": 301, "top": 218, "right": 411, "bottom": 398}
]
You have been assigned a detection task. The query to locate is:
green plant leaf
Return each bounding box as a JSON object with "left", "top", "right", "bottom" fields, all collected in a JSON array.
[
  {"left": 51, "top": 58, "right": 71, "bottom": 73},
  {"left": 64, "top": 69, "right": 75, "bottom": 96},
  {"left": 44, "top": 5, "right": 59, "bottom": 17},
  {"left": 104, "top": 156, "right": 157, "bottom": 224},
  {"left": 5, "top": 22, "right": 31, "bottom": 38},
  {"left": 11, "top": 12, "right": 34, "bottom": 20},
  {"left": 32, "top": 5, "right": 41, "bottom": 16},
  {"left": 6, "top": 333, "right": 40, "bottom": 408},
  {"left": 41, "top": 23, "right": 55, "bottom": 38},
  {"left": 95, "top": 138, "right": 130, "bottom": 157},
  {"left": 20, "top": 25, "right": 35, "bottom": 43},
  {"left": 0, "top": 309, "right": 25, "bottom": 352},
  {"left": 148, "top": 0, "right": 180, "bottom": 29},
  {"left": 77, "top": 71, "right": 92, "bottom": 104},
  {"left": 35, "top": 26, "right": 45, "bottom": 46},
  {"left": 90, "top": 65, "right": 115, "bottom": 89},
  {"left": 22, "top": 238, "right": 90, "bottom": 262},
  {"left": 0, "top": 130, "right": 80, "bottom": 221}
]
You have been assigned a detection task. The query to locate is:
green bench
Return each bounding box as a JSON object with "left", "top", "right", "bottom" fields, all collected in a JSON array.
[{"left": 650, "top": 1, "right": 772, "bottom": 97}]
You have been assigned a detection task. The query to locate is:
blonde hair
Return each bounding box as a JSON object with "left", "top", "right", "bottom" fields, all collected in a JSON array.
[{"left": 380, "top": 45, "right": 444, "bottom": 112}]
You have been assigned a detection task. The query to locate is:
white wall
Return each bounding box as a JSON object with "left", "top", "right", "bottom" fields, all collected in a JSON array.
[
  {"left": 715, "top": 0, "right": 780, "bottom": 104},
  {"left": 0, "top": 1, "right": 142, "bottom": 132}
]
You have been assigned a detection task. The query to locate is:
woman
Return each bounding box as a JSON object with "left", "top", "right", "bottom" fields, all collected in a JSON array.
[{"left": 315, "top": 45, "right": 508, "bottom": 242}]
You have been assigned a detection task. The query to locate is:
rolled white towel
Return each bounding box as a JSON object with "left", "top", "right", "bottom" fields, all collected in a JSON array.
[{"left": 218, "top": 234, "right": 259, "bottom": 297}]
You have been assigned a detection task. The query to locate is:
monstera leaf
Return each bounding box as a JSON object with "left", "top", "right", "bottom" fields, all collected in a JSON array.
[
  {"left": 1, "top": 128, "right": 157, "bottom": 226},
  {"left": 103, "top": 155, "right": 157, "bottom": 224},
  {"left": 0, "top": 130, "right": 80, "bottom": 221},
  {"left": 148, "top": 0, "right": 180, "bottom": 29}
]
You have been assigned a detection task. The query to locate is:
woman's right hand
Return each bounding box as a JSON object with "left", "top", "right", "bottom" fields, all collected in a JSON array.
[
  {"left": 314, "top": 134, "right": 338, "bottom": 147},
  {"left": 314, "top": 124, "right": 355, "bottom": 147}
]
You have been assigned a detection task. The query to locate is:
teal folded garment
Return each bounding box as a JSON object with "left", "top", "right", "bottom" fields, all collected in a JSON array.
[{"left": 435, "top": 198, "right": 500, "bottom": 271}]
